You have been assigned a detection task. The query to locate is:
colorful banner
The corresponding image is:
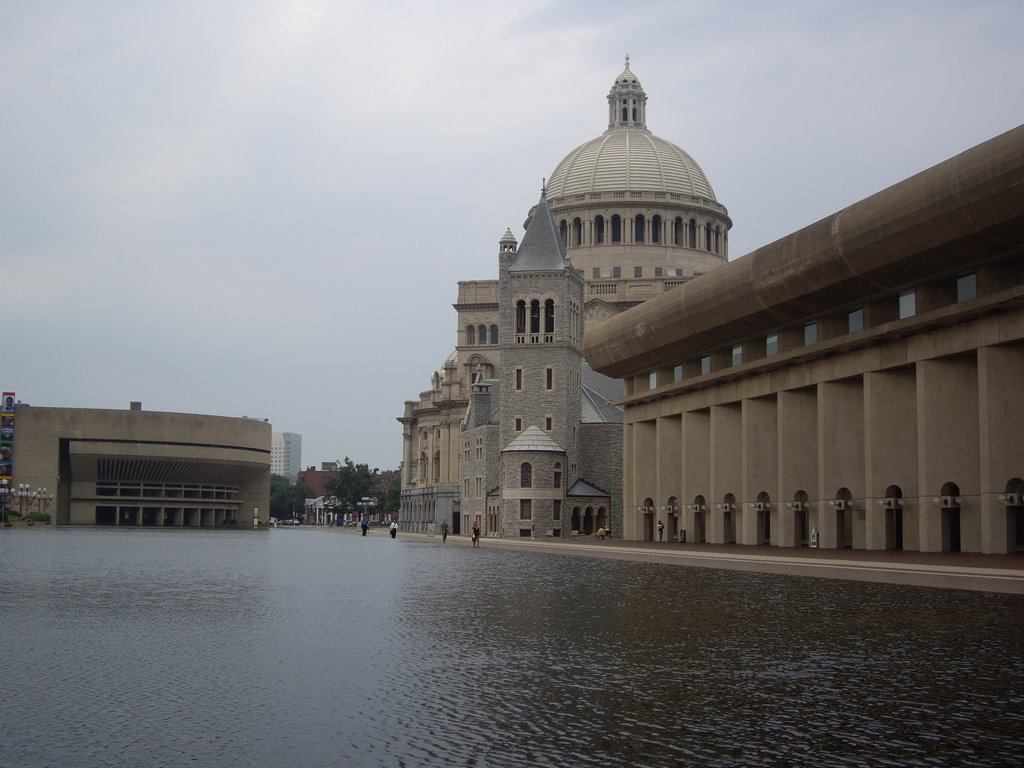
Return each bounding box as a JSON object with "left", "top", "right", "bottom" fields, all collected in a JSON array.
[{"left": 1, "top": 391, "right": 14, "bottom": 480}]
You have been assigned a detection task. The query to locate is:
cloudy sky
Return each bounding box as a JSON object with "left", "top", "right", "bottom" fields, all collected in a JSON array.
[{"left": 3, "top": 0, "right": 1022, "bottom": 471}]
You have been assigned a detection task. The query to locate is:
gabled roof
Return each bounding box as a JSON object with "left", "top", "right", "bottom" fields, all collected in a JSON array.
[
  {"left": 502, "top": 425, "right": 565, "bottom": 453},
  {"left": 567, "top": 479, "right": 610, "bottom": 497},
  {"left": 509, "top": 190, "right": 567, "bottom": 273}
]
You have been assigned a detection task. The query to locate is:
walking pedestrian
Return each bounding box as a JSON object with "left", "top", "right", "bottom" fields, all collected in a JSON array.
[
  {"left": 657, "top": 519, "right": 664, "bottom": 542},
  {"left": 440, "top": 520, "right": 449, "bottom": 543},
  {"left": 472, "top": 521, "right": 481, "bottom": 547}
]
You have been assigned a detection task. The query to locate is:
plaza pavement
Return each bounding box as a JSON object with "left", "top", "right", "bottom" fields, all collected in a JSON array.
[{"left": 328, "top": 525, "right": 1024, "bottom": 595}]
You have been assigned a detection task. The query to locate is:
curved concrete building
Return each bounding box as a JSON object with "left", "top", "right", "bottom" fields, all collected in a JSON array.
[
  {"left": 585, "top": 124, "right": 1024, "bottom": 553},
  {"left": 9, "top": 402, "right": 271, "bottom": 527}
]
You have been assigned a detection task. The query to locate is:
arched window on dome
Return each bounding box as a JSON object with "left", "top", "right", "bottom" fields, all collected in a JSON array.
[
  {"left": 530, "top": 300, "right": 541, "bottom": 336},
  {"left": 515, "top": 300, "right": 526, "bottom": 338},
  {"left": 714, "top": 226, "right": 721, "bottom": 254},
  {"left": 489, "top": 325, "right": 498, "bottom": 344},
  {"left": 477, "top": 324, "right": 487, "bottom": 345},
  {"left": 559, "top": 220, "right": 568, "bottom": 248},
  {"left": 705, "top": 223, "right": 713, "bottom": 252},
  {"left": 634, "top": 214, "right": 645, "bottom": 243},
  {"left": 673, "top": 217, "right": 683, "bottom": 245},
  {"left": 466, "top": 325, "right": 476, "bottom": 345},
  {"left": 572, "top": 218, "right": 582, "bottom": 247},
  {"left": 544, "top": 299, "right": 555, "bottom": 339},
  {"left": 688, "top": 219, "right": 697, "bottom": 248},
  {"left": 611, "top": 215, "right": 622, "bottom": 243},
  {"left": 595, "top": 216, "right": 605, "bottom": 245},
  {"left": 652, "top": 215, "right": 662, "bottom": 244},
  {"left": 521, "top": 462, "right": 532, "bottom": 489}
]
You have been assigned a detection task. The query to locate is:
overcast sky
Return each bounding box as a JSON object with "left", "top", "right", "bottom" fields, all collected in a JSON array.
[{"left": 3, "top": 0, "right": 1022, "bottom": 472}]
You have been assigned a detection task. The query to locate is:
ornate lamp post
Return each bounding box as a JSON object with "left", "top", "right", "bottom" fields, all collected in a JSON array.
[
  {"left": 33, "top": 488, "right": 53, "bottom": 523},
  {"left": 15, "top": 483, "right": 32, "bottom": 520}
]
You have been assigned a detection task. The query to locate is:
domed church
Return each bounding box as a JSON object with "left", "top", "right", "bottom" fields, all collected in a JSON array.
[{"left": 397, "top": 59, "right": 731, "bottom": 537}]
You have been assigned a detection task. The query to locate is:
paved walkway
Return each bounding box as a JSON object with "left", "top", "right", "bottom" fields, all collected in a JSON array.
[{"left": 349, "top": 527, "right": 1024, "bottom": 594}]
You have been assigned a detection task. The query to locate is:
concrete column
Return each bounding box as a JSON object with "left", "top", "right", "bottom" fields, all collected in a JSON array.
[
  {"left": 632, "top": 419, "right": 657, "bottom": 540},
  {"left": 863, "top": 369, "right": 918, "bottom": 551},
  {"left": 681, "top": 409, "right": 711, "bottom": 542},
  {"left": 978, "top": 345, "right": 1024, "bottom": 553},
  {"left": 622, "top": 422, "right": 637, "bottom": 539},
  {"left": 817, "top": 378, "right": 865, "bottom": 549},
  {"left": 778, "top": 388, "right": 818, "bottom": 547},
  {"left": 710, "top": 404, "right": 742, "bottom": 544},
  {"left": 916, "top": 356, "right": 980, "bottom": 552},
  {"left": 741, "top": 396, "right": 778, "bottom": 545}
]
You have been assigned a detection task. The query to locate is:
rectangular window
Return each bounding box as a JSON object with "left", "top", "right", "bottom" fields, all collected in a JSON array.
[
  {"left": 655, "top": 266, "right": 664, "bottom": 277},
  {"left": 649, "top": 371, "right": 657, "bottom": 389},
  {"left": 898, "top": 289, "right": 916, "bottom": 319},
  {"left": 514, "top": 417, "right": 522, "bottom": 432},
  {"left": 519, "top": 499, "right": 532, "bottom": 520},
  {"left": 545, "top": 416, "right": 553, "bottom": 430},
  {"left": 732, "top": 345, "right": 743, "bottom": 366},
  {"left": 957, "top": 272, "right": 977, "bottom": 302},
  {"left": 701, "top": 355, "right": 711, "bottom": 375},
  {"left": 673, "top": 365, "right": 682, "bottom": 382},
  {"left": 766, "top": 333, "right": 779, "bottom": 356},
  {"left": 612, "top": 266, "right": 621, "bottom": 278},
  {"left": 675, "top": 268, "right": 683, "bottom": 276},
  {"left": 592, "top": 267, "right": 600, "bottom": 279},
  {"left": 515, "top": 368, "right": 523, "bottom": 391},
  {"left": 545, "top": 367, "right": 553, "bottom": 390},
  {"left": 553, "top": 500, "right": 561, "bottom": 521},
  {"left": 848, "top": 308, "right": 864, "bottom": 333},
  {"left": 634, "top": 266, "right": 643, "bottom": 278},
  {"left": 804, "top": 322, "right": 818, "bottom": 345}
]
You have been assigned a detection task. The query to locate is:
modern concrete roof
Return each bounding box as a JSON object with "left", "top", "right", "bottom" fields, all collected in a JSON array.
[{"left": 585, "top": 123, "right": 1024, "bottom": 379}]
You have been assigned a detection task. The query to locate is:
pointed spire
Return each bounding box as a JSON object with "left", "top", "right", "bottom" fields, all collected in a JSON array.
[{"left": 509, "top": 190, "right": 566, "bottom": 273}]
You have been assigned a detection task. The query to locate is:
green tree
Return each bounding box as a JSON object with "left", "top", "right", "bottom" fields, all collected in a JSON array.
[
  {"left": 270, "top": 474, "right": 313, "bottom": 520},
  {"left": 324, "top": 457, "right": 377, "bottom": 515}
]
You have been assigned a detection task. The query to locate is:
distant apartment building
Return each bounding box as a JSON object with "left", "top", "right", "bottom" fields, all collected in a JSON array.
[
  {"left": 297, "top": 461, "right": 338, "bottom": 497},
  {"left": 271, "top": 432, "right": 302, "bottom": 481}
]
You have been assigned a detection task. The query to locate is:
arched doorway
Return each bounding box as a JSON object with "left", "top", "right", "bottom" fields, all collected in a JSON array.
[
  {"left": 790, "top": 491, "right": 810, "bottom": 547},
  {"left": 883, "top": 484, "right": 904, "bottom": 551},
  {"left": 1004, "top": 478, "right": 1024, "bottom": 553},
  {"left": 691, "top": 496, "right": 707, "bottom": 543},
  {"left": 665, "top": 496, "right": 679, "bottom": 542},
  {"left": 755, "top": 491, "right": 771, "bottom": 545},
  {"left": 938, "top": 482, "right": 961, "bottom": 553},
  {"left": 832, "top": 488, "right": 854, "bottom": 548},
  {"left": 720, "top": 494, "right": 736, "bottom": 544},
  {"left": 641, "top": 497, "right": 655, "bottom": 541}
]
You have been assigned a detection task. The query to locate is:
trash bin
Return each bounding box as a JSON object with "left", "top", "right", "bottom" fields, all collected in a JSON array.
[{"left": 679, "top": 530, "right": 687, "bottom": 543}]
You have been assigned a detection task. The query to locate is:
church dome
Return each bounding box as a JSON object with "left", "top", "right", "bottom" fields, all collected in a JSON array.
[
  {"left": 546, "top": 131, "right": 716, "bottom": 201},
  {"left": 546, "top": 56, "right": 717, "bottom": 202}
]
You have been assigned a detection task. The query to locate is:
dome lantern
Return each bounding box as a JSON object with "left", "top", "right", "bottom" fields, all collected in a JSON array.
[{"left": 607, "top": 54, "right": 648, "bottom": 131}]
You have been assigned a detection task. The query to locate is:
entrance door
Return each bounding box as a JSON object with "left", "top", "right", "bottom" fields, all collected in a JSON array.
[
  {"left": 942, "top": 507, "right": 961, "bottom": 552},
  {"left": 885, "top": 508, "right": 904, "bottom": 551}
]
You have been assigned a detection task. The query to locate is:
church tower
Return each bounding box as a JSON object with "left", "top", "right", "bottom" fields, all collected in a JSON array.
[{"left": 497, "top": 188, "right": 584, "bottom": 536}]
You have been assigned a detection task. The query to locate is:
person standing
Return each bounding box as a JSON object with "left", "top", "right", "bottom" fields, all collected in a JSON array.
[
  {"left": 472, "top": 521, "right": 481, "bottom": 547},
  {"left": 389, "top": 520, "right": 398, "bottom": 539},
  {"left": 361, "top": 514, "right": 369, "bottom": 536},
  {"left": 657, "top": 519, "right": 664, "bottom": 542},
  {"left": 440, "top": 520, "right": 449, "bottom": 543}
]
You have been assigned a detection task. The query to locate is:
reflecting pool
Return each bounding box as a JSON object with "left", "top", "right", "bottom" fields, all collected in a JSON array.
[{"left": 1, "top": 528, "right": 1022, "bottom": 767}]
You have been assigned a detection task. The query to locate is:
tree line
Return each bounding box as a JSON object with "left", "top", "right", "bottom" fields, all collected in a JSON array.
[{"left": 269, "top": 457, "right": 400, "bottom": 521}]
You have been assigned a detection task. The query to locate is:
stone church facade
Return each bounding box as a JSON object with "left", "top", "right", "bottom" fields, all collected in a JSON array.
[{"left": 397, "top": 59, "right": 732, "bottom": 537}]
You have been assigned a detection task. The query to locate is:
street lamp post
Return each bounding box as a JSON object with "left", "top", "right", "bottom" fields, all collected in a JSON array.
[
  {"left": 33, "top": 488, "right": 53, "bottom": 524},
  {"left": 16, "top": 483, "right": 31, "bottom": 520}
]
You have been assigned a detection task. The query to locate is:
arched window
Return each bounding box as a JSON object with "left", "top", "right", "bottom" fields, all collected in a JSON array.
[
  {"left": 553, "top": 462, "right": 562, "bottom": 489},
  {"left": 418, "top": 452, "right": 427, "bottom": 481},
  {"left": 705, "top": 223, "right": 712, "bottom": 252},
  {"left": 521, "top": 462, "right": 532, "bottom": 488},
  {"left": 714, "top": 226, "right": 721, "bottom": 254},
  {"left": 611, "top": 215, "right": 622, "bottom": 243},
  {"left": 530, "top": 300, "right": 540, "bottom": 334},
  {"left": 635, "top": 214, "right": 645, "bottom": 243},
  {"left": 515, "top": 300, "right": 526, "bottom": 335},
  {"left": 489, "top": 324, "right": 498, "bottom": 344},
  {"left": 652, "top": 215, "right": 662, "bottom": 244},
  {"left": 595, "top": 216, "right": 605, "bottom": 244},
  {"left": 673, "top": 217, "right": 683, "bottom": 245},
  {"left": 477, "top": 324, "right": 486, "bottom": 344},
  {"left": 544, "top": 299, "right": 555, "bottom": 335},
  {"left": 572, "top": 218, "right": 582, "bottom": 247},
  {"left": 688, "top": 219, "right": 697, "bottom": 248},
  {"left": 559, "top": 220, "right": 568, "bottom": 248},
  {"left": 466, "top": 325, "right": 475, "bottom": 345},
  {"left": 433, "top": 451, "right": 440, "bottom": 483}
]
